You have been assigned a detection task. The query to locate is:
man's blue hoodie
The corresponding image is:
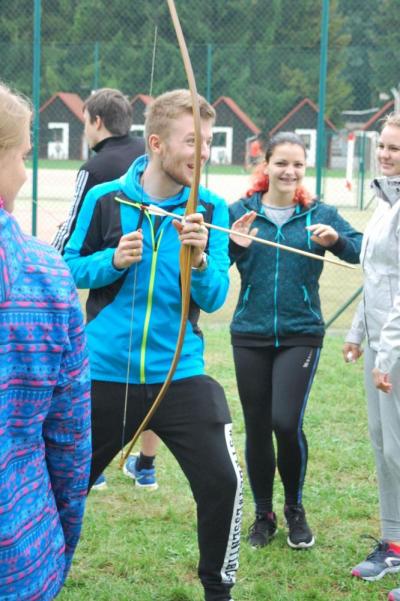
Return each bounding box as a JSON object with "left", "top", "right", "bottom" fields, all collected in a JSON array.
[{"left": 64, "top": 155, "right": 230, "bottom": 384}]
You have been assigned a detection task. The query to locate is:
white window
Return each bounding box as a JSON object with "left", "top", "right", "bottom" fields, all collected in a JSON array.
[
  {"left": 211, "top": 127, "right": 233, "bottom": 165},
  {"left": 47, "top": 122, "right": 69, "bottom": 159},
  {"left": 295, "top": 129, "right": 317, "bottom": 168}
]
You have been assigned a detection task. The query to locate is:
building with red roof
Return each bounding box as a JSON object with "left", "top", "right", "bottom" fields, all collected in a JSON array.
[
  {"left": 212, "top": 96, "right": 260, "bottom": 166},
  {"left": 361, "top": 100, "right": 395, "bottom": 131},
  {"left": 269, "top": 98, "right": 337, "bottom": 168},
  {"left": 39, "top": 92, "right": 85, "bottom": 160},
  {"left": 130, "top": 94, "right": 154, "bottom": 138}
]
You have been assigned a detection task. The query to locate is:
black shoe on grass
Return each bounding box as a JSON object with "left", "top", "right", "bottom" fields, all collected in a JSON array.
[
  {"left": 247, "top": 512, "right": 277, "bottom": 548},
  {"left": 284, "top": 504, "right": 315, "bottom": 549}
]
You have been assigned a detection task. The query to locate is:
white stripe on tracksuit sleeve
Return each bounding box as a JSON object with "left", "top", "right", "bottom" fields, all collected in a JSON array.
[{"left": 52, "top": 170, "right": 90, "bottom": 253}]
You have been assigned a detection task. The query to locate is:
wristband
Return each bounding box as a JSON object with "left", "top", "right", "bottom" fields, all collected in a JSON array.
[{"left": 192, "top": 252, "right": 208, "bottom": 272}]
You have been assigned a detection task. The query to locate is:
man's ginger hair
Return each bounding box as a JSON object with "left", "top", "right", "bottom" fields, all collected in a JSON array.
[{"left": 144, "top": 89, "right": 215, "bottom": 151}]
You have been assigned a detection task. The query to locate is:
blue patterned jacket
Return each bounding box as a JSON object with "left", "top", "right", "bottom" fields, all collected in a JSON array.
[{"left": 0, "top": 209, "right": 91, "bottom": 600}]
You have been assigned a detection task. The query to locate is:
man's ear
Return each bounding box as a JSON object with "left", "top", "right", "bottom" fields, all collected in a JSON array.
[
  {"left": 94, "top": 115, "right": 103, "bottom": 131},
  {"left": 148, "top": 133, "right": 162, "bottom": 154}
]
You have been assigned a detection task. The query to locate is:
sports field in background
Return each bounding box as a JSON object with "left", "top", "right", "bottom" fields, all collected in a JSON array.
[{"left": 16, "top": 166, "right": 371, "bottom": 331}]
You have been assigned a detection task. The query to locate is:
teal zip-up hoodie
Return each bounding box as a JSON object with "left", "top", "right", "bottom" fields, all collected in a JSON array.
[
  {"left": 229, "top": 193, "right": 362, "bottom": 345},
  {"left": 64, "top": 155, "right": 230, "bottom": 384}
]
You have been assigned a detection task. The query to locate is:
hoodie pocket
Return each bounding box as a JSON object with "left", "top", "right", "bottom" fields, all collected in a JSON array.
[
  {"left": 302, "top": 285, "right": 321, "bottom": 321},
  {"left": 235, "top": 284, "right": 252, "bottom": 318}
]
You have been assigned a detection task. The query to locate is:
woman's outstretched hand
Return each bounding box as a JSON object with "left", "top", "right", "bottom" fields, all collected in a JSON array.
[
  {"left": 306, "top": 223, "right": 339, "bottom": 247},
  {"left": 230, "top": 211, "right": 258, "bottom": 248}
]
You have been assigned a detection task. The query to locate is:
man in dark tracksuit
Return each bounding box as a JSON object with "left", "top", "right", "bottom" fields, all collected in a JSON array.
[
  {"left": 64, "top": 89, "right": 243, "bottom": 601},
  {"left": 52, "top": 88, "right": 145, "bottom": 254}
]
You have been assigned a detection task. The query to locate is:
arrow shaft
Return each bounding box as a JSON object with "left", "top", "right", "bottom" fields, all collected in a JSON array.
[{"left": 116, "top": 199, "right": 356, "bottom": 270}]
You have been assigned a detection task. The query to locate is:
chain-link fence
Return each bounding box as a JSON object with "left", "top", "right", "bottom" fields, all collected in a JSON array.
[{"left": 1, "top": 0, "right": 398, "bottom": 329}]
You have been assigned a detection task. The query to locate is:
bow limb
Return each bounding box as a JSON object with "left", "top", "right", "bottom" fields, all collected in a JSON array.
[{"left": 119, "top": 0, "right": 201, "bottom": 467}]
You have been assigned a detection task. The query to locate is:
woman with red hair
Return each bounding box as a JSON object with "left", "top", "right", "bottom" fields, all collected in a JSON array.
[{"left": 229, "top": 132, "right": 361, "bottom": 550}]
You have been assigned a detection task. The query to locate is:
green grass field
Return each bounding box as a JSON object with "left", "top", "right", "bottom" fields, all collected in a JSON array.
[{"left": 58, "top": 314, "right": 394, "bottom": 600}]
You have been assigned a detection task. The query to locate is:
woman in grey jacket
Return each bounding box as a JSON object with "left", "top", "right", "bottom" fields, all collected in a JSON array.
[{"left": 344, "top": 113, "right": 400, "bottom": 601}]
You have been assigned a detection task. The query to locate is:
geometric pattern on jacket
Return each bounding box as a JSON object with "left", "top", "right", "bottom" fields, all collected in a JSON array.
[{"left": 0, "top": 208, "right": 91, "bottom": 600}]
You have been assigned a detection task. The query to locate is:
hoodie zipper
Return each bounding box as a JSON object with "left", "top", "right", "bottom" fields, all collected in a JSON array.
[
  {"left": 359, "top": 204, "right": 388, "bottom": 345},
  {"left": 273, "top": 231, "right": 281, "bottom": 347},
  {"left": 117, "top": 198, "right": 182, "bottom": 382},
  {"left": 139, "top": 210, "right": 164, "bottom": 383},
  {"left": 253, "top": 203, "right": 317, "bottom": 346}
]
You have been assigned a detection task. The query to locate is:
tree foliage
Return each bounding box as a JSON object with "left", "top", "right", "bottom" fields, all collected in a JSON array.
[
  {"left": 368, "top": 0, "right": 400, "bottom": 103},
  {"left": 0, "top": 0, "right": 396, "bottom": 129}
]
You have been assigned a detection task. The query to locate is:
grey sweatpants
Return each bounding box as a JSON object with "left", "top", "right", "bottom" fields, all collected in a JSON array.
[{"left": 364, "top": 347, "right": 400, "bottom": 541}]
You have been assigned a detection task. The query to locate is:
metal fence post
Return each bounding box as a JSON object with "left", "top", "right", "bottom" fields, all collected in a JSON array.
[
  {"left": 32, "top": 0, "right": 41, "bottom": 236},
  {"left": 358, "top": 131, "right": 366, "bottom": 210},
  {"left": 93, "top": 41, "right": 100, "bottom": 91},
  {"left": 316, "top": 0, "right": 330, "bottom": 200}
]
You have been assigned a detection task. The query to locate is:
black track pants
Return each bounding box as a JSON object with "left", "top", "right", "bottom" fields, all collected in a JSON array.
[
  {"left": 89, "top": 376, "right": 243, "bottom": 601},
  {"left": 232, "top": 345, "right": 320, "bottom": 512}
]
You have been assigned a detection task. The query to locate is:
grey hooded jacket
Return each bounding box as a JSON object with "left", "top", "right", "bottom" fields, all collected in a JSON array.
[{"left": 346, "top": 176, "right": 400, "bottom": 373}]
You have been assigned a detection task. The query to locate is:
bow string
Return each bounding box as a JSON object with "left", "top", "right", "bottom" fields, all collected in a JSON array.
[{"left": 119, "top": 0, "right": 202, "bottom": 467}]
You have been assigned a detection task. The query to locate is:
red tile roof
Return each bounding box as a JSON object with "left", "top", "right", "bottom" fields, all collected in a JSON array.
[
  {"left": 131, "top": 94, "right": 154, "bottom": 105},
  {"left": 40, "top": 92, "right": 84, "bottom": 122},
  {"left": 269, "top": 98, "right": 337, "bottom": 136},
  {"left": 213, "top": 96, "right": 260, "bottom": 134},
  {"left": 361, "top": 100, "right": 394, "bottom": 130}
]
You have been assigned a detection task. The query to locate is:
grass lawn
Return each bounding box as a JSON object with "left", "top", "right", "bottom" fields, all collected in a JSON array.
[{"left": 59, "top": 324, "right": 392, "bottom": 601}]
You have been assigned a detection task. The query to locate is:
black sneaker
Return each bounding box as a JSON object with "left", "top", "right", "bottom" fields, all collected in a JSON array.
[
  {"left": 247, "top": 512, "right": 277, "bottom": 548},
  {"left": 284, "top": 504, "right": 315, "bottom": 549}
]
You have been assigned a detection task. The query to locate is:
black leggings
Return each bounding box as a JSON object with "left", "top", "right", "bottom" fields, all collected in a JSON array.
[{"left": 233, "top": 345, "right": 320, "bottom": 513}]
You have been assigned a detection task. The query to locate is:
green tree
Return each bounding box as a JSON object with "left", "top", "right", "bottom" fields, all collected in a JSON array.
[
  {"left": 338, "top": 0, "right": 377, "bottom": 110},
  {"left": 0, "top": 0, "right": 354, "bottom": 128},
  {"left": 369, "top": 0, "right": 400, "bottom": 104},
  {"left": 224, "top": 0, "right": 351, "bottom": 128}
]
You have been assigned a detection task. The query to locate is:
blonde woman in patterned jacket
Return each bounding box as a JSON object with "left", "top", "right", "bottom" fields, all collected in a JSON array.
[
  {"left": 0, "top": 81, "right": 91, "bottom": 600},
  {"left": 344, "top": 113, "right": 400, "bottom": 601}
]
